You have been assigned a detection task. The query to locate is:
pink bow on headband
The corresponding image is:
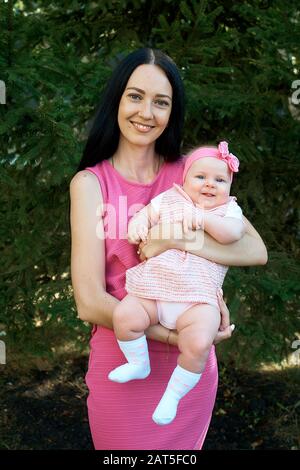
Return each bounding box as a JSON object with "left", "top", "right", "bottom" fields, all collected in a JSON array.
[{"left": 218, "top": 141, "right": 239, "bottom": 173}]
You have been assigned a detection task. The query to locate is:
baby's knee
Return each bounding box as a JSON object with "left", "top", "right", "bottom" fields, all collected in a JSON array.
[
  {"left": 181, "top": 332, "right": 212, "bottom": 359},
  {"left": 113, "top": 302, "right": 132, "bottom": 326}
]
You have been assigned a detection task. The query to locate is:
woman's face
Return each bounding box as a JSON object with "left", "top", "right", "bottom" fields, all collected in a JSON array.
[{"left": 117, "top": 64, "right": 173, "bottom": 149}]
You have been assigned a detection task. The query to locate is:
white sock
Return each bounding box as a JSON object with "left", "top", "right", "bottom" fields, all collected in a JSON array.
[
  {"left": 108, "top": 335, "right": 150, "bottom": 383},
  {"left": 152, "top": 365, "right": 201, "bottom": 425}
]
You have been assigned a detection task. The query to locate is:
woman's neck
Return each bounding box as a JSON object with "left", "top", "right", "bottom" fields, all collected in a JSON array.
[{"left": 111, "top": 140, "right": 163, "bottom": 184}]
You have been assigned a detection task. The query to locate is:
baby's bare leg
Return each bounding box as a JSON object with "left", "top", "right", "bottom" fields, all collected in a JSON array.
[
  {"left": 109, "top": 295, "right": 158, "bottom": 383},
  {"left": 113, "top": 294, "right": 159, "bottom": 341},
  {"left": 176, "top": 304, "right": 221, "bottom": 373}
]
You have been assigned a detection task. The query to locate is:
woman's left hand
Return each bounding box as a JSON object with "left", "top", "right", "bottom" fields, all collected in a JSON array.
[
  {"left": 138, "top": 237, "right": 165, "bottom": 261},
  {"left": 213, "top": 288, "right": 235, "bottom": 345},
  {"left": 137, "top": 223, "right": 177, "bottom": 260}
]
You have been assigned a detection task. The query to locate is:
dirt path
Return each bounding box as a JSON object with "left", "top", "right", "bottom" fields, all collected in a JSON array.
[{"left": 0, "top": 356, "right": 298, "bottom": 449}]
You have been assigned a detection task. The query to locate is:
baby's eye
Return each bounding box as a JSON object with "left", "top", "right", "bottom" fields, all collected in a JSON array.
[
  {"left": 216, "top": 178, "right": 225, "bottom": 183},
  {"left": 196, "top": 175, "right": 204, "bottom": 179}
]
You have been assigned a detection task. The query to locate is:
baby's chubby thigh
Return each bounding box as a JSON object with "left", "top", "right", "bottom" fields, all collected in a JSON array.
[
  {"left": 176, "top": 304, "right": 221, "bottom": 362},
  {"left": 113, "top": 294, "right": 159, "bottom": 339}
]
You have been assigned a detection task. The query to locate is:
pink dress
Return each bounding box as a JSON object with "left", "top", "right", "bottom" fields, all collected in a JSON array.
[{"left": 84, "top": 158, "right": 218, "bottom": 450}]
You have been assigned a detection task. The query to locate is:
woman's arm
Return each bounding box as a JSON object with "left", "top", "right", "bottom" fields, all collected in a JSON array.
[
  {"left": 186, "top": 216, "right": 268, "bottom": 266},
  {"left": 70, "top": 170, "right": 118, "bottom": 328},
  {"left": 139, "top": 216, "right": 267, "bottom": 266}
]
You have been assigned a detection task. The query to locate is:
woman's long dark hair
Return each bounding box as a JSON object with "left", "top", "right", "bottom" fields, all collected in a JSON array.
[{"left": 77, "top": 48, "right": 185, "bottom": 171}]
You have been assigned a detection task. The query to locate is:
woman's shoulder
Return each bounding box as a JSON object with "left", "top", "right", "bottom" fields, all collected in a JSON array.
[
  {"left": 70, "top": 169, "right": 103, "bottom": 200},
  {"left": 70, "top": 169, "right": 99, "bottom": 188}
]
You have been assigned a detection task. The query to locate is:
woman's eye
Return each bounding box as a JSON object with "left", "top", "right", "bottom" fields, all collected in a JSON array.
[
  {"left": 155, "top": 99, "right": 169, "bottom": 107},
  {"left": 128, "top": 94, "right": 142, "bottom": 100}
]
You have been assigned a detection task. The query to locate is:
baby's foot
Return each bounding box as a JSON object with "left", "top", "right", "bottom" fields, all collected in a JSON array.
[
  {"left": 152, "top": 393, "right": 179, "bottom": 425},
  {"left": 108, "top": 363, "right": 151, "bottom": 383}
]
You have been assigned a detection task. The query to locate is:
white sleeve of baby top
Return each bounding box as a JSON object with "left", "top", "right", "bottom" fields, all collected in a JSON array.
[
  {"left": 224, "top": 199, "right": 244, "bottom": 220},
  {"left": 150, "top": 192, "right": 164, "bottom": 216}
]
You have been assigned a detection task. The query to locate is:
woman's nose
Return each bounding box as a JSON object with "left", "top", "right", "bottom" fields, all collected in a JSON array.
[{"left": 138, "top": 101, "right": 153, "bottom": 120}]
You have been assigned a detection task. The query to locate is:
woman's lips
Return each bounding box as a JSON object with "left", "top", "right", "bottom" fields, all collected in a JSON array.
[{"left": 130, "top": 121, "right": 155, "bottom": 132}]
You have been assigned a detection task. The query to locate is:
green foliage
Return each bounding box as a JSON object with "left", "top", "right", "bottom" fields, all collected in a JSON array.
[{"left": 0, "top": 0, "right": 299, "bottom": 367}]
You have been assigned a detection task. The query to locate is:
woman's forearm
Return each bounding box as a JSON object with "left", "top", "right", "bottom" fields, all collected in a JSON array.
[
  {"left": 177, "top": 217, "right": 267, "bottom": 267},
  {"left": 75, "top": 289, "right": 118, "bottom": 329},
  {"left": 145, "top": 324, "right": 178, "bottom": 346},
  {"left": 139, "top": 218, "right": 267, "bottom": 267}
]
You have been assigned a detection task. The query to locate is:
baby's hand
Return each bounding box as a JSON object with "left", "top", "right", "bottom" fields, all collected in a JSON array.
[
  {"left": 181, "top": 213, "right": 203, "bottom": 234},
  {"left": 127, "top": 224, "right": 149, "bottom": 244}
]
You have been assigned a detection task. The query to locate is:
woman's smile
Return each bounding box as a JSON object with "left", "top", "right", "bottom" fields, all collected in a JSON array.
[{"left": 130, "top": 120, "right": 155, "bottom": 132}]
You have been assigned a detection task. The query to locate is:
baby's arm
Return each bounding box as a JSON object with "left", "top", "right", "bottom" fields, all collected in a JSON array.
[
  {"left": 128, "top": 203, "right": 160, "bottom": 244},
  {"left": 203, "top": 213, "right": 245, "bottom": 244}
]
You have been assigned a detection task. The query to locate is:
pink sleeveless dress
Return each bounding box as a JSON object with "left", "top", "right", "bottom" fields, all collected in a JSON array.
[{"left": 84, "top": 159, "right": 218, "bottom": 450}]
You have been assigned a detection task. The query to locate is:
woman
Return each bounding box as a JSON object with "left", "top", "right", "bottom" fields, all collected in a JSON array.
[{"left": 70, "top": 48, "right": 267, "bottom": 450}]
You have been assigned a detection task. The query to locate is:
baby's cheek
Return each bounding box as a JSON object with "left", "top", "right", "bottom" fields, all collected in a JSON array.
[
  {"left": 219, "top": 188, "right": 231, "bottom": 204},
  {"left": 223, "top": 185, "right": 231, "bottom": 197}
]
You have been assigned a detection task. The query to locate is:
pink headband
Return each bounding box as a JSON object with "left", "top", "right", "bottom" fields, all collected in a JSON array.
[{"left": 182, "top": 141, "right": 240, "bottom": 183}]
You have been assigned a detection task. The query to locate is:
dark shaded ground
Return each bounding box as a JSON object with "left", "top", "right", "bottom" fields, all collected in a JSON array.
[
  {"left": 204, "top": 364, "right": 299, "bottom": 450},
  {"left": 0, "top": 355, "right": 299, "bottom": 450}
]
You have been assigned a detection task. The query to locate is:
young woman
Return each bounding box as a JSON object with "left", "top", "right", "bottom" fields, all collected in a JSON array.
[{"left": 70, "top": 48, "right": 267, "bottom": 450}]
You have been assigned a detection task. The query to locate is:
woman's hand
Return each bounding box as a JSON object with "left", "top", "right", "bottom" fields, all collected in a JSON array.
[
  {"left": 138, "top": 238, "right": 163, "bottom": 261},
  {"left": 138, "top": 222, "right": 182, "bottom": 260},
  {"left": 213, "top": 288, "right": 235, "bottom": 345},
  {"left": 137, "top": 222, "right": 203, "bottom": 260}
]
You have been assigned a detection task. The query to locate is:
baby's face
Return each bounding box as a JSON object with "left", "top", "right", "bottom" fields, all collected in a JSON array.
[{"left": 183, "top": 157, "right": 232, "bottom": 209}]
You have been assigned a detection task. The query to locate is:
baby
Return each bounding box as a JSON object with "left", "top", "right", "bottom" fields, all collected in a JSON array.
[{"left": 108, "top": 141, "right": 245, "bottom": 425}]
